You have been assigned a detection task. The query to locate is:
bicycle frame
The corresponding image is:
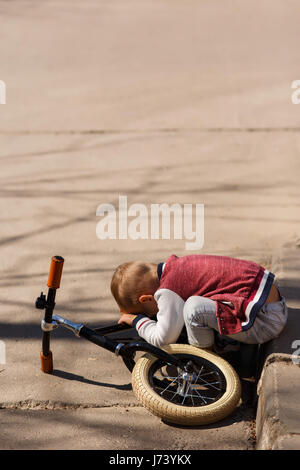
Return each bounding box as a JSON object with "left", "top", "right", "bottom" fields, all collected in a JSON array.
[{"left": 36, "top": 256, "right": 185, "bottom": 374}]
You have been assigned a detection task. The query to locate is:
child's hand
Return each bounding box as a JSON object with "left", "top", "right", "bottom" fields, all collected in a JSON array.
[{"left": 118, "top": 313, "right": 137, "bottom": 327}]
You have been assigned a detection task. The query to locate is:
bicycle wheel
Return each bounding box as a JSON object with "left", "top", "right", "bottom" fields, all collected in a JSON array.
[{"left": 131, "top": 344, "right": 241, "bottom": 426}]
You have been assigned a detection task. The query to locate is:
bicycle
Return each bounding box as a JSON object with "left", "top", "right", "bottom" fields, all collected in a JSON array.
[{"left": 36, "top": 256, "right": 241, "bottom": 426}]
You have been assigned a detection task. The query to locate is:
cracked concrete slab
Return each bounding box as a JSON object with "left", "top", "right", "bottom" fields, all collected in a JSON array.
[
  {"left": 1, "top": 0, "right": 300, "bottom": 451},
  {"left": 0, "top": 407, "right": 255, "bottom": 450},
  {"left": 256, "top": 360, "right": 300, "bottom": 450}
]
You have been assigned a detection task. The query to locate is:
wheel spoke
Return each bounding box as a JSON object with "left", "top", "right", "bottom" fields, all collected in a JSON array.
[
  {"left": 169, "top": 388, "right": 181, "bottom": 402},
  {"left": 149, "top": 354, "right": 226, "bottom": 408},
  {"left": 197, "top": 376, "right": 221, "bottom": 391},
  {"left": 198, "top": 371, "right": 217, "bottom": 377},
  {"left": 191, "top": 387, "right": 208, "bottom": 404},
  {"left": 156, "top": 375, "right": 180, "bottom": 396}
]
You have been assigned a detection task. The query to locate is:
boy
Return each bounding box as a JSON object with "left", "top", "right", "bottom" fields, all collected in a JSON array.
[{"left": 111, "top": 254, "right": 288, "bottom": 351}]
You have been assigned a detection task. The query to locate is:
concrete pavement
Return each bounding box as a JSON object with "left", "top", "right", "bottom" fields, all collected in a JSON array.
[{"left": 0, "top": 0, "right": 300, "bottom": 450}]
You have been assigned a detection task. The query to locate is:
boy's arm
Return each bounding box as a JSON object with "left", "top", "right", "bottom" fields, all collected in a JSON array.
[
  {"left": 118, "top": 313, "right": 138, "bottom": 326},
  {"left": 132, "top": 289, "right": 185, "bottom": 348}
]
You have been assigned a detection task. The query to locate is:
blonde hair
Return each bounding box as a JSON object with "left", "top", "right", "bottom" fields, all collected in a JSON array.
[{"left": 111, "top": 261, "right": 158, "bottom": 311}]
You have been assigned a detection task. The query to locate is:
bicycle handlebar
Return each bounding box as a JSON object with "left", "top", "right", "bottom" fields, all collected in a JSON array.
[
  {"left": 40, "top": 255, "right": 64, "bottom": 373},
  {"left": 47, "top": 256, "right": 64, "bottom": 289}
]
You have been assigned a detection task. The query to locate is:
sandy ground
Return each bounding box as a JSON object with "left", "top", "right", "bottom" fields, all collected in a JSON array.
[{"left": 0, "top": 0, "right": 299, "bottom": 450}]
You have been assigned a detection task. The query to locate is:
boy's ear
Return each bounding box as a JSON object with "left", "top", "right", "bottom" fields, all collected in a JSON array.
[{"left": 139, "top": 294, "right": 154, "bottom": 304}]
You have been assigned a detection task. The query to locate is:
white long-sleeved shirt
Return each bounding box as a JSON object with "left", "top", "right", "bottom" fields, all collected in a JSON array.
[{"left": 132, "top": 288, "right": 185, "bottom": 347}]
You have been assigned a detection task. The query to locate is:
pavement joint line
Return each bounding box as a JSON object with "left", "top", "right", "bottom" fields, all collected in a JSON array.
[
  {"left": 0, "top": 127, "right": 300, "bottom": 135},
  {"left": 0, "top": 400, "right": 143, "bottom": 411}
]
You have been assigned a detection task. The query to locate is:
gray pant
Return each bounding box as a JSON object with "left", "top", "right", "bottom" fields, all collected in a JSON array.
[{"left": 183, "top": 295, "right": 288, "bottom": 348}]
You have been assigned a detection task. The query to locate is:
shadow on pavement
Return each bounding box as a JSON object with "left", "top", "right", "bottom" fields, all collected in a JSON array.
[{"left": 52, "top": 369, "right": 132, "bottom": 391}]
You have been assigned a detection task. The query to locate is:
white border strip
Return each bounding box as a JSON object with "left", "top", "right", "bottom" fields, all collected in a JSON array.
[{"left": 242, "top": 269, "right": 270, "bottom": 327}]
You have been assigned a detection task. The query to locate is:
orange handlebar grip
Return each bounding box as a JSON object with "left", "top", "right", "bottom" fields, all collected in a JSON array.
[{"left": 47, "top": 256, "right": 64, "bottom": 289}]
